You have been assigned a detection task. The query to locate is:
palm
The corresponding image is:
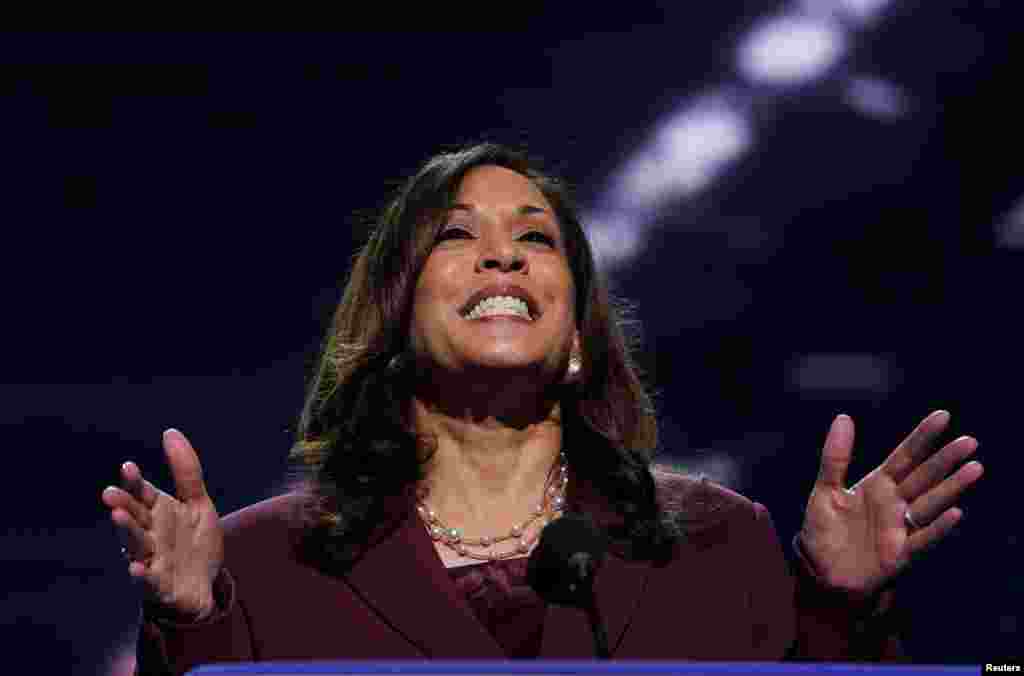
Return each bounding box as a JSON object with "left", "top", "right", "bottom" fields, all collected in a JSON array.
[
  {"left": 798, "top": 412, "right": 983, "bottom": 596},
  {"left": 146, "top": 487, "right": 223, "bottom": 610}
]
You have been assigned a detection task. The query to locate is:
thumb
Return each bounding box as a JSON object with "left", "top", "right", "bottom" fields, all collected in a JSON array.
[
  {"left": 162, "top": 429, "right": 209, "bottom": 503},
  {"left": 817, "top": 414, "right": 854, "bottom": 490}
]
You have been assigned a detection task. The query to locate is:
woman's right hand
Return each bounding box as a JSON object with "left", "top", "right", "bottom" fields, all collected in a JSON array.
[{"left": 101, "top": 429, "right": 224, "bottom": 619}]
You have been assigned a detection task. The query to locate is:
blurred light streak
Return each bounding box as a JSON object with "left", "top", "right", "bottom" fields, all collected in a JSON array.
[
  {"left": 585, "top": 0, "right": 899, "bottom": 274},
  {"left": 789, "top": 353, "right": 895, "bottom": 394},
  {"left": 615, "top": 97, "right": 753, "bottom": 210},
  {"left": 995, "top": 196, "right": 1024, "bottom": 249},
  {"left": 584, "top": 211, "right": 649, "bottom": 270},
  {"left": 835, "top": 0, "right": 894, "bottom": 23},
  {"left": 843, "top": 76, "right": 911, "bottom": 119},
  {"left": 737, "top": 13, "right": 847, "bottom": 86},
  {"left": 587, "top": 96, "right": 752, "bottom": 273},
  {"left": 799, "top": 0, "right": 895, "bottom": 24}
]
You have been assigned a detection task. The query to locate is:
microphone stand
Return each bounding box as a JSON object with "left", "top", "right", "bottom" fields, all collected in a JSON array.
[
  {"left": 528, "top": 513, "right": 612, "bottom": 660},
  {"left": 567, "top": 551, "right": 610, "bottom": 659},
  {"left": 582, "top": 590, "right": 610, "bottom": 659}
]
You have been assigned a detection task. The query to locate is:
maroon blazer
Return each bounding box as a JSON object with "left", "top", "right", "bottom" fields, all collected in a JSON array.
[{"left": 134, "top": 470, "right": 904, "bottom": 675}]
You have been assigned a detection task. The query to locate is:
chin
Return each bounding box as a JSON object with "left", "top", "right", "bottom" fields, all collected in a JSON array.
[{"left": 461, "top": 356, "right": 546, "bottom": 373}]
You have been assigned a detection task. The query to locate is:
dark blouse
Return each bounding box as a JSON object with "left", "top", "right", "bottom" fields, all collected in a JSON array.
[{"left": 448, "top": 557, "right": 545, "bottom": 659}]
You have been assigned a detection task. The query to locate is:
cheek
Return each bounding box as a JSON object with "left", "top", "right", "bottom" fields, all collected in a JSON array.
[
  {"left": 550, "top": 274, "right": 576, "bottom": 319},
  {"left": 410, "top": 266, "right": 459, "bottom": 336}
]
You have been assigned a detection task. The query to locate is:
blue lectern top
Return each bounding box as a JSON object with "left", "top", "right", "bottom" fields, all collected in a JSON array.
[{"left": 186, "top": 661, "right": 977, "bottom": 676}]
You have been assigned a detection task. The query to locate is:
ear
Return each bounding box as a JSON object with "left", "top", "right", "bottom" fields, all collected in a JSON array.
[{"left": 562, "top": 330, "right": 584, "bottom": 386}]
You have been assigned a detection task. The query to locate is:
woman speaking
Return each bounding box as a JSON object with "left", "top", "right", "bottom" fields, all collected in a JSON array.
[{"left": 100, "top": 143, "right": 983, "bottom": 675}]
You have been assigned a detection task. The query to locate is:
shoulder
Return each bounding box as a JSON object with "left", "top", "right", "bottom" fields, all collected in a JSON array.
[
  {"left": 220, "top": 492, "right": 310, "bottom": 553},
  {"left": 650, "top": 462, "right": 759, "bottom": 535}
]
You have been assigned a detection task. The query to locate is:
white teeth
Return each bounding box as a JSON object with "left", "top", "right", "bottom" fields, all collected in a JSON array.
[{"left": 465, "top": 295, "right": 533, "bottom": 321}]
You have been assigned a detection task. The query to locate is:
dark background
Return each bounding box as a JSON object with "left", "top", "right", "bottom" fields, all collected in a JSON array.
[{"left": 2, "top": 16, "right": 1020, "bottom": 674}]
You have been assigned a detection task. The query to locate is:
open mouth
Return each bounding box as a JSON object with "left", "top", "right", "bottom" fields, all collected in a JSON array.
[
  {"left": 460, "top": 284, "right": 539, "bottom": 321},
  {"left": 463, "top": 296, "right": 534, "bottom": 321}
]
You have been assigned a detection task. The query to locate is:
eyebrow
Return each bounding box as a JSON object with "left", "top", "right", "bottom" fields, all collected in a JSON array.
[{"left": 449, "top": 203, "right": 549, "bottom": 216}]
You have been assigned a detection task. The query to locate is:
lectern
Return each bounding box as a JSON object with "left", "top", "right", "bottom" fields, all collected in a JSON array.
[{"left": 185, "top": 660, "right": 977, "bottom": 675}]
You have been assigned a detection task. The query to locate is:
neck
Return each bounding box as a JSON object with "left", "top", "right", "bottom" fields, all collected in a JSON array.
[{"left": 410, "top": 395, "right": 564, "bottom": 538}]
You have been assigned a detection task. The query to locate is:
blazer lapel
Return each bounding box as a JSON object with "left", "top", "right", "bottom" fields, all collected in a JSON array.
[
  {"left": 342, "top": 496, "right": 505, "bottom": 659},
  {"left": 338, "top": 472, "right": 653, "bottom": 659},
  {"left": 539, "top": 550, "right": 652, "bottom": 658},
  {"left": 539, "top": 475, "right": 653, "bottom": 658}
]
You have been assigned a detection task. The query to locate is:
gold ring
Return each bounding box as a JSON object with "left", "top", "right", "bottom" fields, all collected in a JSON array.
[{"left": 904, "top": 508, "right": 922, "bottom": 530}]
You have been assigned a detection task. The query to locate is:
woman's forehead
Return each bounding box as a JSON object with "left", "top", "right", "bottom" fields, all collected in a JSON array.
[
  {"left": 455, "top": 165, "right": 550, "bottom": 207},
  {"left": 410, "top": 164, "right": 563, "bottom": 237}
]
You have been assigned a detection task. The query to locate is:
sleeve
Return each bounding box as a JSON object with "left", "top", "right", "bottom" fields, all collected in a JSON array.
[
  {"left": 133, "top": 566, "right": 256, "bottom": 676},
  {"left": 748, "top": 501, "right": 908, "bottom": 662}
]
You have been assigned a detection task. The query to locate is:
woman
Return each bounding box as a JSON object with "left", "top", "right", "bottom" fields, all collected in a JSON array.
[{"left": 101, "top": 143, "right": 983, "bottom": 675}]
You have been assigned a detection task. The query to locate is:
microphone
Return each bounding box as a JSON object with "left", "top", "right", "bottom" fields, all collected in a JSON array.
[{"left": 526, "top": 511, "right": 611, "bottom": 659}]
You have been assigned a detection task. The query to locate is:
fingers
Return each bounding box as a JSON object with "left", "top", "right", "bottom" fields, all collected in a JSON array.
[
  {"left": 110, "top": 507, "right": 154, "bottom": 563},
  {"left": 120, "top": 461, "right": 159, "bottom": 509},
  {"left": 881, "top": 410, "right": 951, "bottom": 483},
  {"left": 906, "top": 460, "right": 984, "bottom": 527},
  {"left": 163, "top": 429, "right": 209, "bottom": 504},
  {"left": 817, "top": 414, "right": 855, "bottom": 489},
  {"left": 101, "top": 460, "right": 158, "bottom": 536},
  {"left": 101, "top": 484, "right": 152, "bottom": 530},
  {"left": 907, "top": 506, "right": 964, "bottom": 555},
  {"left": 900, "top": 436, "right": 979, "bottom": 502},
  {"left": 104, "top": 461, "right": 157, "bottom": 561}
]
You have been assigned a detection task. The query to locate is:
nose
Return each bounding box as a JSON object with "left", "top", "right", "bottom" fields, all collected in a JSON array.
[{"left": 477, "top": 239, "right": 526, "bottom": 273}]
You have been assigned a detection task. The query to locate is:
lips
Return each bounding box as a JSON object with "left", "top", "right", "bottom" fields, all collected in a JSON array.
[{"left": 460, "top": 284, "right": 539, "bottom": 320}]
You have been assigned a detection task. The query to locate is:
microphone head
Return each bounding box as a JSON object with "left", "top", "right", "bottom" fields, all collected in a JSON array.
[{"left": 527, "top": 511, "right": 608, "bottom": 606}]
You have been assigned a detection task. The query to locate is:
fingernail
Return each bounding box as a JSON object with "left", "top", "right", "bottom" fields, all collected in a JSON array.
[
  {"left": 122, "top": 462, "right": 131, "bottom": 472},
  {"left": 164, "top": 428, "right": 179, "bottom": 442}
]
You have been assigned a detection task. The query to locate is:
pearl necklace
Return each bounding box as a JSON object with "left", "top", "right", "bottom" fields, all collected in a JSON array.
[{"left": 416, "top": 452, "right": 569, "bottom": 561}]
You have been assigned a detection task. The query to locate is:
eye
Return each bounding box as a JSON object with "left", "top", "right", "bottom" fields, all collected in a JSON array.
[
  {"left": 436, "top": 227, "right": 472, "bottom": 241},
  {"left": 522, "top": 231, "right": 555, "bottom": 246}
]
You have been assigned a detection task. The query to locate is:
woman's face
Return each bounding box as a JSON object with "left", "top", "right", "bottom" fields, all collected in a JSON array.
[{"left": 408, "top": 165, "right": 578, "bottom": 387}]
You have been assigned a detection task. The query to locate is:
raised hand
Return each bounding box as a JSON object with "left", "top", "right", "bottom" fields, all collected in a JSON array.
[
  {"left": 798, "top": 411, "right": 983, "bottom": 597},
  {"left": 101, "top": 429, "right": 224, "bottom": 619}
]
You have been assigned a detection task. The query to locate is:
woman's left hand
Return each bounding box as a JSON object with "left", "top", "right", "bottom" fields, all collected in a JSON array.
[{"left": 798, "top": 410, "right": 984, "bottom": 597}]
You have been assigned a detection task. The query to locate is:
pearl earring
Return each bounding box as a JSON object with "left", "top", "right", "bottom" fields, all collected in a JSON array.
[{"left": 564, "top": 353, "right": 582, "bottom": 383}]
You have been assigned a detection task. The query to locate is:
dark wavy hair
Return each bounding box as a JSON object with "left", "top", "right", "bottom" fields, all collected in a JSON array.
[{"left": 284, "top": 142, "right": 685, "bottom": 571}]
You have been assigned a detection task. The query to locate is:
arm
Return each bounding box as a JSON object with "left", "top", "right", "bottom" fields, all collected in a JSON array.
[
  {"left": 748, "top": 501, "right": 907, "bottom": 662},
  {"left": 134, "top": 566, "right": 255, "bottom": 676},
  {"left": 787, "top": 527, "right": 905, "bottom": 662}
]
